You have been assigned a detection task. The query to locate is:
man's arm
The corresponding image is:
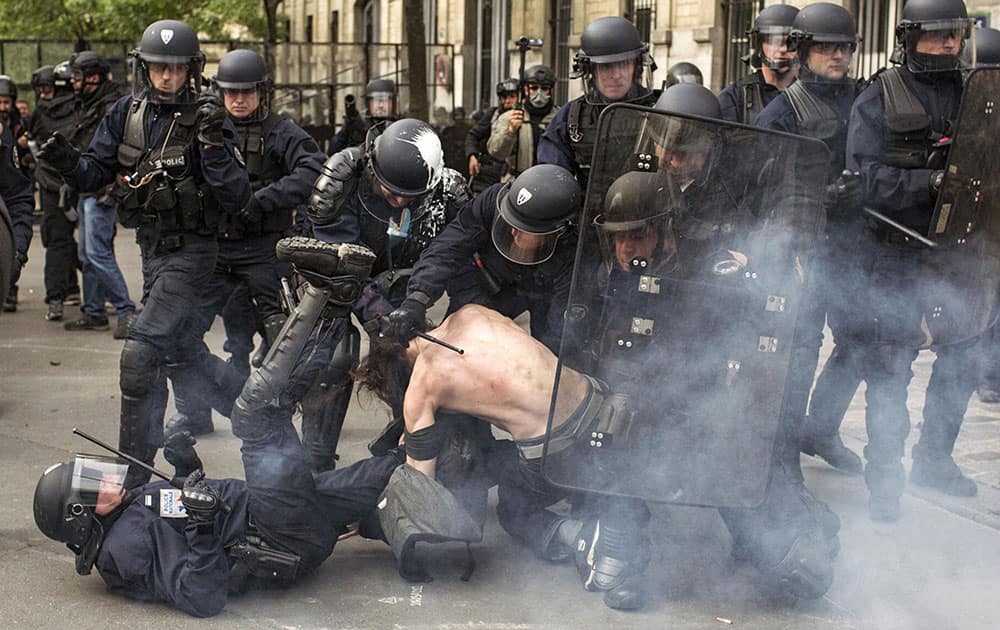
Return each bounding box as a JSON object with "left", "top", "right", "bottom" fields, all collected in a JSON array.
[
  {"left": 0, "top": 127, "right": 35, "bottom": 259},
  {"left": 487, "top": 109, "right": 518, "bottom": 161},
  {"left": 199, "top": 117, "right": 251, "bottom": 212},
  {"left": 256, "top": 120, "right": 324, "bottom": 211},
  {"left": 402, "top": 367, "right": 441, "bottom": 478},
  {"left": 149, "top": 517, "right": 230, "bottom": 617},
  {"left": 72, "top": 95, "right": 131, "bottom": 193},
  {"left": 535, "top": 103, "right": 574, "bottom": 171}
]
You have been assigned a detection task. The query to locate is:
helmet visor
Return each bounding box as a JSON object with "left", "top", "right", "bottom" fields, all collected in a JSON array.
[
  {"left": 70, "top": 455, "right": 128, "bottom": 510},
  {"left": 491, "top": 202, "right": 564, "bottom": 265},
  {"left": 131, "top": 52, "right": 203, "bottom": 104}
]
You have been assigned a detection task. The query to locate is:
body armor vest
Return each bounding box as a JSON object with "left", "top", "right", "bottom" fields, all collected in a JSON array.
[
  {"left": 876, "top": 67, "right": 933, "bottom": 169},
  {"left": 739, "top": 75, "right": 768, "bottom": 125},
  {"left": 566, "top": 90, "right": 659, "bottom": 186},
  {"left": 112, "top": 99, "right": 219, "bottom": 235},
  {"left": 218, "top": 112, "right": 291, "bottom": 240},
  {"left": 783, "top": 80, "right": 849, "bottom": 175}
]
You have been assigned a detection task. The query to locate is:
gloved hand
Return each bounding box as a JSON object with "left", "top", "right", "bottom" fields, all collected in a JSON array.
[
  {"left": 164, "top": 430, "right": 204, "bottom": 479},
  {"left": 930, "top": 170, "right": 945, "bottom": 198},
  {"left": 237, "top": 194, "right": 263, "bottom": 224},
  {"left": 824, "top": 170, "right": 863, "bottom": 220},
  {"left": 38, "top": 132, "right": 80, "bottom": 175},
  {"left": 379, "top": 297, "right": 428, "bottom": 345},
  {"left": 182, "top": 469, "right": 221, "bottom": 525},
  {"left": 195, "top": 93, "right": 226, "bottom": 147}
]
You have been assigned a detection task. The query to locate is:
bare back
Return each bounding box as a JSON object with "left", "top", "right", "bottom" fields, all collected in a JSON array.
[{"left": 403, "top": 305, "right": 589, "bottom": 441}]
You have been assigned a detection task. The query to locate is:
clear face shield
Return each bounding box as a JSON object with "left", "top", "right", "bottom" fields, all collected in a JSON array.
[
  {"left": 594, "top": 212, "right": 673, "bottom": 273},
  {"left": 490, "top": 188, "right": 567, "bottom": 265},
  {"left": 131, "top": 52, "right": 203, "bottom": 104},
  {"left": 366, "top": 92, "right": 395, "bottom": 119},
  {"left": 70, "top": 455, "right": 128, "bottom": 514},
  {"left": 217, "top": 80, "right": 269, "bottom": 122},
  {"left": 756, "top": 27, "right": 797, "bottom": 71},
  {"left": 654, "top": 118, "right": 718, "bottom": 189},
  {"left": 579, "top": 52, "right": 655, "bottom": 105},
  {"left": 902, "top": 18, "right": 976, "bottom": 72}
]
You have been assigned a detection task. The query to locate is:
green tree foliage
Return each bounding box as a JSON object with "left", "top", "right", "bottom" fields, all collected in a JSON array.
[{"left": 0, "top": 0, "right": 267, "bottom": 42}]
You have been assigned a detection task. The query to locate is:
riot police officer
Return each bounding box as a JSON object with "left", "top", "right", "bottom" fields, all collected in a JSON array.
[
  {"left": 38, "top": 19, "right": 250, "bottom": 488},
  {"left": 487, "top": 65, "right": 558, "bottom": 180},
  {"left": 537, "top": 16, "right": 659, "bottom": 188},
  {"left": 328, "top": 78, "right": 398, "bottom": 154},
  {"left": 29, "top": 63, "right": 82, "bottom": 322},
  {"left": 466, "top": 78, "right": 519, "bottom": 193},
  {"left": 381, "top": 163, "right": 579, "bottom": 353},
  {"left": 61, "top": 51, "right": 138, "bottom": 338},
  {"left": 1, "top": 74, "right": 31, "bottom": 312},
  {"left": 165, "top": 49, "right": 325, "bottom": 438},
  {"left": 718, "top": 4, "right": 799, "bottom": 124},
  {"left": 1, "top": 118, "right": 35, "bottom": 313},
  {"left": 234, "top": 118, "right": 467, "bottom": 474},
  {"left": 846, "top": 0, "right": 976, "bottom": 520},
  {"left": 756, "top": 3, "right": 867, "bottom": 478}
]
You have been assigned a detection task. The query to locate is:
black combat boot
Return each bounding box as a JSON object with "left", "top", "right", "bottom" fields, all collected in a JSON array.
[
  {"left": 910, "top": 455, "right": 977, "bottom": 497},
  {"left": 801, "top": 433, "right": 863, "bottom": 474}
]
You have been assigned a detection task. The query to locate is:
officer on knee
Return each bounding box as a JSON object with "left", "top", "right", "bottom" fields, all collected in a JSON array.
[{"left": 39, "top": 19, "right": 250, "bottom": 488}]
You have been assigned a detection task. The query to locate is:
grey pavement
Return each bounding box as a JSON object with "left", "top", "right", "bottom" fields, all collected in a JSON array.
[{"left": 1, "top": 226, "right": 999, "bottom": 629}]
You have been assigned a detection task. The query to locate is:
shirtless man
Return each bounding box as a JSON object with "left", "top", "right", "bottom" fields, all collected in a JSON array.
[{"left": 356, "top": 303, "right": 647, "bottom": 610}]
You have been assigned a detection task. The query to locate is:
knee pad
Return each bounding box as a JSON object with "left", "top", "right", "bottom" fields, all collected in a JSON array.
[
  {"left": 120, "top": 339, "right": 161, "bottom": 396},
  {"left": 764, "top": 531, "right": 835, "bottom": 600}
]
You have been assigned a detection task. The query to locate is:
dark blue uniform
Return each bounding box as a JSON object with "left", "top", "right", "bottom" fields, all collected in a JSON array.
[
  {"left": 406, "top": 182, "right": 574, "bottom": 353},
  {"left": 71, "top": 93, "right": 250, "bottom": 486},
  {"left": 846, "top": 66, "right": 964, "bottom": 499},
  {"left": 1, "top": 123, "right": 35, "bottom": 264},
  {"left": 756, "top": 74, "right": 865, "bottom": 478},
  {"left": 95, "top": 428, "right": 399, "bottom": 618},
  {"left": 718, "top": 71, "right": 782, "bottom": 125}
]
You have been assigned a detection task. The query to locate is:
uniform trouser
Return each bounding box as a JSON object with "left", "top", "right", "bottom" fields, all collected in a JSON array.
[
  {"left": 234, "top": 389, "right": 399, "bottom": 575},
  {"left": 856, "top": 235, "right": 928, "bottom": 496},
  {"left": 39, "top": 187, "right": 78, "bottom": 303},
  {"left": 173, "top": 234, "right": 285, "bottom": 422},
  {"left": 118, "top": 234, "right": 219, "bottom": 488},
  {"left": 913, "top": 336, "right": 980, "bottom": 461},
  {"left": 78, "top": 196, "right": 134, "bottom": 319}
]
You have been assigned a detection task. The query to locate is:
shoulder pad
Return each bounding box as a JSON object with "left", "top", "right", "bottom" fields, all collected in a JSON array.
[
  {"left": 438, "top": 167, "right": 470, "bottom": 207},
  {"left": 308, "top": 148, "right": 366, "bottom": 226}
]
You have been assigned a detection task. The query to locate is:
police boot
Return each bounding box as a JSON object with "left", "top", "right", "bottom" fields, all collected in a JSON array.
[
  {"left": 3, "top": 285, "right": 17, "bottom": 312},
  {"left": 910, "top": 455, "right": 978, "bottom": 497},
  {"left": 800, "top": 433, "right": 863, "bottom": 475},
  {"left": 575, "top": 520, "right": 649, "bottom": 610},
  {"left": 164, "top": 410, "right": 214, "bottom": 439},
  {"left": 864, "top": 462, "right": 905, "bottom": 523}
]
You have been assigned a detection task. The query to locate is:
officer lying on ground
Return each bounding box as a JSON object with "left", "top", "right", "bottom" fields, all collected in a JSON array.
[{"left": 32, "top": 240, "right": 401, "bottom": 618}]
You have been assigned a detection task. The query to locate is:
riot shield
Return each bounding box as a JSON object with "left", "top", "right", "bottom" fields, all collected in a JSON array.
[
  {"left": 924, "top": 68, "right": 1000, "bottom": 344},
  {"left": 542, "top": 104, "right": 829, "bottom": 507}
]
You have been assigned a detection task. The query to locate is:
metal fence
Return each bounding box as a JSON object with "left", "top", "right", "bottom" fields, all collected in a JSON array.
[
  {"left": 0, "top": 39, "right": 456, "bottom": 140},
  {"left": 854, "top": 0, "right": 902, "bottom": 80}
]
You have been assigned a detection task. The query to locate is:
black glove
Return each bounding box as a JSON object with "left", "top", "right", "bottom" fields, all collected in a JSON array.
[
  {"left": 164, "top": 430, "right": 204, "bottom": 479},
  {"left": 825, "top": 170, "right": 863, "bottom": 220},
  {"left": 930, "top": 170, "right": 945, "bottom": 198},
  {"left": 182, "top": 469, "right": 221, "bottom": 525},
  {"left": 237, "top": 194, "right": 263, "bottom": 224},
  {"left": 379, "top": 296, "right": 428, "bottom": 345},
  {"left": 195, "top": 94, "right": 226, "bottom": 147},
  {"left": 37, "top": 132, "right": 80, "bottom": 175},
  {"left": 10, "top": 252, "right": 26, "bottom": 286}
]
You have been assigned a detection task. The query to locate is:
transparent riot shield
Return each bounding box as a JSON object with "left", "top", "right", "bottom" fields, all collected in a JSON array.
[
  {"left": 542, "top": 104, "right": 830, "bottom": 507},
  {"left": 925, "top": 68, "right": 1000, "bottom": 344}
]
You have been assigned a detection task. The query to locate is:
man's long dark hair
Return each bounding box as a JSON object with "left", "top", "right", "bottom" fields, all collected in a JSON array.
[{"left": 352, "top": 333, "right": 413, "bottom": 416}]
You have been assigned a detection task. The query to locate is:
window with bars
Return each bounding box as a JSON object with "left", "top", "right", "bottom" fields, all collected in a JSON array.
[
  {"left": 722, "top": 0, "right": 764, "bottom": 85},
  {"left": 628, "top": 0, "right": 655, "bottom": 44}
]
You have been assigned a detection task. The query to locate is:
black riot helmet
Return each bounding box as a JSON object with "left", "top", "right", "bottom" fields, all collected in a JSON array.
[
  {"left": 654, "top": 83, "right": 722, "bottom": 120},
  {"left": 664, "top": 62, "right": 704, "bottom": 88},
  {"left": 572, "top": 16, "right": 656, "bottom": 104},
  {"left": 32, "top": 66, "right": 55, "bottom": 99},
  {"left": 52, "top": 61, "right": 74, "bottom": 96},
  {"left": 0, "top": 75, "right": 18, "bottom": 100},
  {"left": 522, "top": 64, "right": 556, "bottom": 88},
  {"left": 976, "top": 27, "right": 1000, "bottom": 67},
  {"left": 69, "top": 51, "right": 111, "bottom": 85},
  {"left": 788, "top": 3, "right": 858, "bottom": 77},
  {"left": 595, "top": 171, "right": 674, "bottom": 272},
  {"left": 129, "top": 19, "right": 205, "bottom": 104},
  {"left": 34, "top": 456, "right": 129, "bottom": 576},
  {"left": 369, "top": 118, "right": 444, "bottom": 198},
  {"left": 364, "top": 78, "right": 397, "bottom": 122},
  {"left": 747, "top": 4, "right": 800, "bottom": 71},
  {"left": 496, "top": 77, "right": 519, "bottom": 98},
  {"left": 652, "top": 84, "right": 722, "bottom": 186},
  {"left": 492, "top": 163, "right": 581, "bottom": 265},
  {"left": 894, "top": 0, "right": 973, "bottom": 73},
  {"left": 522, "top": 65, "right": 556, "bottom": 115},
  {"left": 214, "top": 49, "right": 270, "bottom": 121}
]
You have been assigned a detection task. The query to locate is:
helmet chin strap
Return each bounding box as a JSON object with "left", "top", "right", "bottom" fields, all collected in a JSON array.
[{"left": 763, "top": 56, "right": 798, "bottom": 72}]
